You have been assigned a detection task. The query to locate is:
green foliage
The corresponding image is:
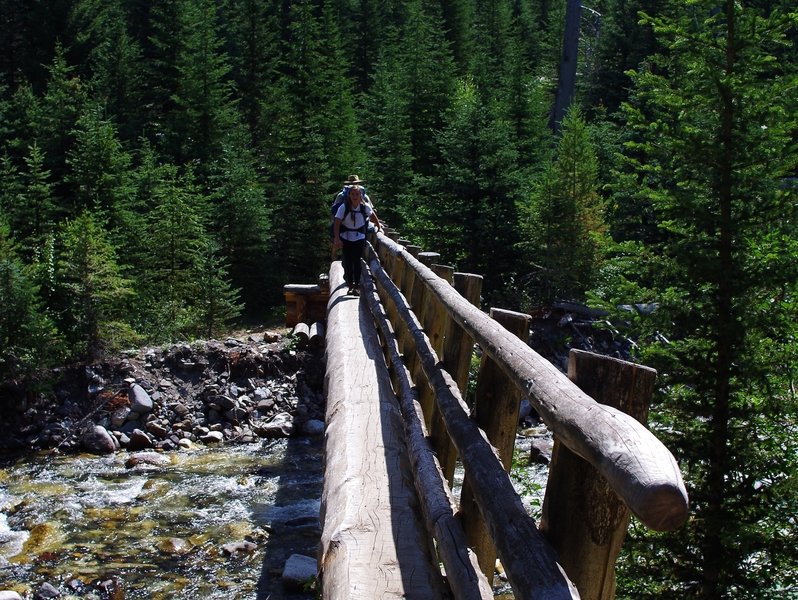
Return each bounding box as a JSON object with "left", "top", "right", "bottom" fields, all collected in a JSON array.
[
  {"left": 193, "top": 239, "right": 243, "bottom": 339},
  {"left": 55, "top": 211, "right": 136, "bottom": 361},
  {"left": 0, "top": 220, "right": 62, "bottom": 378},
  {"left": 517, "top": 105, "right": 605, "bottom": 306},
  {"left": 599, "top": 2, "right": 798, "bottom": 596},
  {"left": 65, "top": 104, "right": 134, "bottom": 220}
]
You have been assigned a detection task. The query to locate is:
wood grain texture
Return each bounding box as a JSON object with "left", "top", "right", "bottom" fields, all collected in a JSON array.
[
  {"left": 320, "top": 261, "right": 445, "bottom": 600},
  {"left": 367, "top": 249, "right": 580, "bottom": 600},
  {"left": 373, "top": 232, "right": 688, "bottom": 532}
]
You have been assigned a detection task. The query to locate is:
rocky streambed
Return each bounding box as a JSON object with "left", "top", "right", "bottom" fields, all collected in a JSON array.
[
  {"left": 0, "top": 329, "right": 326, "bottom": 600},
  {"left": 0, "top": 330, "right": 326, "bottom": 456}
]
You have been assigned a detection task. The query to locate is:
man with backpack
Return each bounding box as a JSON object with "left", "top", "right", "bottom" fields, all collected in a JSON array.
[{"left": 332, "top": 176, "right": 381, "bottom": 296}]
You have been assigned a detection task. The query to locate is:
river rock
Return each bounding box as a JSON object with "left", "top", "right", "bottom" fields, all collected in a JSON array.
[
  {"left": 125, "top": 451, "right": 172, "bottom": 468},
  {"left": 255, "top": 412, "right": 294, "bottom": 438},
  {"left": 157, "top": 537, "right": 193, "bottom": 555},
  {"left": 127, "top": 428, "right": 154, "bottom": 450},
  {"left": 34, "top": 582, "right": 60, "bottom": 599},
  {"left": 110, "top": 406, "right": 130, "bottom": 428},
  {"left": 282, "top": 553, "right": 317, "bottom": 590},
  {"left": 0, "top": 591, "right": 23, "bottom": 600},
  {"left": 200, "top": 431, "right": 224, "bottom": 444},
  {"left": 302, "top": 419, "right": 325, "bottom": 436},
  {"left": 221, "top": 540, "right": 257, "bottom": 557},
  {"left": 128, "top": 384, "right": 153, "bottom": 414},
  {"left": 528, "top": 437, "right": 554, "bottom": 465},
  {"left": 82, "top": 425, "right": 117, "bottom": 455},
  {"left": 145, "top": 421, "right": 169, "bottom": 439},
  {"left": 207, "top": 394, "right": 236, "bottom": 411}
]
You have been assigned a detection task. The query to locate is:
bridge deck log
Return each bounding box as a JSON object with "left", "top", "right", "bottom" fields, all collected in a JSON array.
[{"left": 319, "top": 261, "right": 445, "bottom": 600}]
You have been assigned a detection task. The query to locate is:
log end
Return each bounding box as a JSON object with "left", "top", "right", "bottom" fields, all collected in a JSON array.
[{"left": 634, "top": 482, "right": 690, "bottom": 531}]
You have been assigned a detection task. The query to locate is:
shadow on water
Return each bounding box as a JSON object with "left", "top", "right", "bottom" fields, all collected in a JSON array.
[{"left": 255, "top": 349, "right": 326, "bottom": 600}]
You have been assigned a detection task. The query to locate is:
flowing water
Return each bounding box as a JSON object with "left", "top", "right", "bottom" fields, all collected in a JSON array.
[{"left": 0, "top": 437, "right": 323, "bottom": 599}]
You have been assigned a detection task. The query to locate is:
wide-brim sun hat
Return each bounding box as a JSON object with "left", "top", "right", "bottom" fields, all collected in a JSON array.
[{"left": 344, "top": 175, "right": 365, "bottom": 185}]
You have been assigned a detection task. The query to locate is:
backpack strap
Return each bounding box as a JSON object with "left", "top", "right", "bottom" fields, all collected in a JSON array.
[{"left": 340, "top": 202, "right": 369, "bottom": 236}]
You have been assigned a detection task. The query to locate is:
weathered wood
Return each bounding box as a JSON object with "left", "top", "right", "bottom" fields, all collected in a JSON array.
[
  {"left": 367, "top": 248, "right": 580, "bottom": 600},
  {"left": 431, "top": 264, "right": 454, "bottom": 285},
  {"left": 309, "top": 321, "right": 325, "bottom": 348},
  {"left": 374, "top": 231, "right": 688, "bottom": 532},
  {"left": 541, "top": 350, "right": 657, "bottom": 600},
  {"left": 284, "top": 283, "right": 329, "bottom": 326},
  {"left": 292, "top": 322, "right": 310, "bottom": 347},
  {"left": 434, "top": 272, "right": 482, "bottom": 485},
  {"left": 363, "top": 270, "right": 494, "bottom": 600},
  {"left": 460, "top": 308, "right": 530, "bottom": 578},
  {"left": 320, "top": 261, "right": 445, "bottom": 600}
]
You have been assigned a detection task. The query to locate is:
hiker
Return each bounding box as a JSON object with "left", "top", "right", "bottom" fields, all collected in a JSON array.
[{"left": 332, "top": 180, "right": 380, "bottom": 296}]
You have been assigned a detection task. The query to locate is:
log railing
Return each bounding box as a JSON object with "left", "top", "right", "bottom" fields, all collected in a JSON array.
[{"left": 358, "top": 228, "right": 688, "bottom": 600}]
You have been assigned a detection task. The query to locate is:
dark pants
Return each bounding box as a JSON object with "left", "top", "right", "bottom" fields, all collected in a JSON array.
[{"left": 341, "top": 238, "right": 366, "bottom": 288}]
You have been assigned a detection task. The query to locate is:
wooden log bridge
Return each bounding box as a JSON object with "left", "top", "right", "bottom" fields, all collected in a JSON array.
[{"left": 319, "top": 229, "right": 689, "bottom": 600}]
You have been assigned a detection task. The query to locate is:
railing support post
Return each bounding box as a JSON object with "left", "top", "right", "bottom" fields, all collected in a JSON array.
[
  {"left": 540, "top": 349, "right": 657, "bottom": 600},
  {"left": 459, "top": 308, "right": 530, "bottom": 579},
  {"left": 432, "top": 272, "right": 482, "bottom": 484}
]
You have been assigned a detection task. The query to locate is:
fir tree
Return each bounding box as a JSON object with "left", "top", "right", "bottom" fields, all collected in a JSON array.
[
  {"left": 517, "top": 105, "right": 604, "bottom": 305},
  {"left": 207, "top": 124, "right": 273, "bottom": 314},
  {"left": 193, "top": 239, "right": 243, "bottom": 339},
  {"left": 55, "top": 211, "right": 136, "bottom": 361},
  {"left": 64, "top": 104, "right": 134, "bottom": 222},
  {"left": 138, "top": 165, "right": 210, "bottom": 341},
  {"left": 0, "top": 219, "right": 61, "bottom": 378},
  {"left": 602, "top": 3, "right": 798, "bottom": 596},
  {"left": 171, "top": 0, "right": 238, "bottom": 173}
]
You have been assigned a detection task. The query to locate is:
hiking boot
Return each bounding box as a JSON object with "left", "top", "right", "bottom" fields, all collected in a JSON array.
[{"left": 352, "top": 287, "right": 360, "bottom": 296}]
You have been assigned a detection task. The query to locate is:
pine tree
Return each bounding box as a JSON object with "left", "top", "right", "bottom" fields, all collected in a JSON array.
[
  {"left": 55, "top": 211, "right": 136, "bottom": 361},
  {"left": 517, "top": 105, "right": 604, "bottom": 306},
  {"left": 64, "top": 104, "right": 134, "bottom": 221},
  {"left": 12, "top": 144, "right": 58, "bottom": 257},
  {"left": 68, "top": 0, "right": 145, "bottom": 140},
  {"left": 400, "top": 0, "right": 457, "bottom": 176},
  {"left": 26, "top": 45, "right": 89, "bottom": 201},
  {"left": 207, "top": 124, "right": 273, "bottom": 314},
  {"left": 193, "top": 239, "right": 243, "bottom": 339},
  {"left": 0, "top": 218, "right": 61, "bottom": 378},
  {"left": 171, "top": 0, "right": 238, "bottom": 173},
  {"left": 360, "top": 28, "right": 414, "bottom": 225},
  {"left": 602, "top": 3, "right": 798, "bottom": 596},
  {"left": 407, "top": 77, "right": 522, "bottom": 302},
  {"left": 137, "top": 165, "right": 210, "bottom": 341},
  {"left": 222, "top": 0, "right": 284, "bottom": 149}
]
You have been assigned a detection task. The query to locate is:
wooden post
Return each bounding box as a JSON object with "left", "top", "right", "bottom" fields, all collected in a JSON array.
[
  {"left": 459, "top": 308, "right": 530, "bottom": 579},
  {"left": 401, "top": 245, "right": 421, "bottom": 303},
  {"left": 366, "top": 252, "right": 579, "bottom": 599},
  {"left": 432, "top": 273, "right": 482, "bottom": 484},
  {"left": 428, "top": 265, "right": 454, "bottom": 355},
  {"left": 540, "top": 349, "right": 657, "bottom": 600},
  {"left": 413, "top": 252, "right": 441, "bottom": 426}
]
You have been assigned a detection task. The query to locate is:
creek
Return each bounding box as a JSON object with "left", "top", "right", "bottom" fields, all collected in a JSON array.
[{"left": 0, "top": 437, "right": 323, "bottom": 600}]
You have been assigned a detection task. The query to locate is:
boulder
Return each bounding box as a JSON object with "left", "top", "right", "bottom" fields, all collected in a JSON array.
[
  {"left": 282, "top": 554, "right": 317, "bottom": 590},
  {"left": 128, "top": 384, "right": 153, "bottom": 415},
  {"left": 81, "top": 425, "right": 117, "bottom": 455}
]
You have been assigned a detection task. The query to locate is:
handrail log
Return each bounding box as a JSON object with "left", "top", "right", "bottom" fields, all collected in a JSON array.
[
  {"left": 374, "top": 231, "right": 689, "bottom": 532},
  {"left": 367, "top": 247, "right": 581, "bottom": 600}
]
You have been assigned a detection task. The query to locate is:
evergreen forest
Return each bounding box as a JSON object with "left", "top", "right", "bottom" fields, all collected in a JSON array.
[{"left": 1, "top": 0, "right": 797, "bottom": 597}]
